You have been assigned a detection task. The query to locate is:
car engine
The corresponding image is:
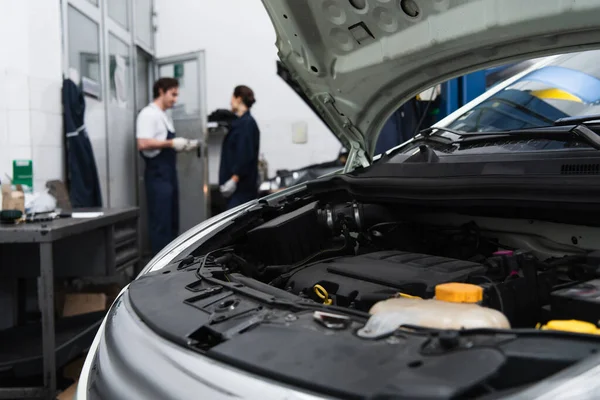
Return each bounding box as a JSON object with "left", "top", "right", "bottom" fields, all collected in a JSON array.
[{"left": 199, "top": 199, "right": 600, "bottom": 329}]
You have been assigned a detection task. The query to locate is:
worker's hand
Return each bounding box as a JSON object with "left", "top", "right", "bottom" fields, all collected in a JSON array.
[
  {"left": 183, "top": 139, "right": 200, "bottom": 152},
  {"left": 220, "top": 178, "right": 237, "bottom": 198},
  {"left": 171, "top": 137, "right": 189, "bottom": 152}
]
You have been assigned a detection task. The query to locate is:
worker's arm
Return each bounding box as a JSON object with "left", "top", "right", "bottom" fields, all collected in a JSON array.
[{"left": 137, "top": 138, "right": 173, "bottom": 151}]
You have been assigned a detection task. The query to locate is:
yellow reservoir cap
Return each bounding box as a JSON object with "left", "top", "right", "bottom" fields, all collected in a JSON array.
[
  {"left": 435, "top": 283, "right": 483, "bottom": 303},
  {"left": 539, "top": 320, "right": 600, "bottom": 335}
]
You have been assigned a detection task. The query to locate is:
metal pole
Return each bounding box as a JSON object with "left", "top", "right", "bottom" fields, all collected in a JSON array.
[
  {"left": 39, "top": 243, "right": 56, "bottom": 397},
  {"left": 100, "top": 0, "right": 112, "bottom": 207}
]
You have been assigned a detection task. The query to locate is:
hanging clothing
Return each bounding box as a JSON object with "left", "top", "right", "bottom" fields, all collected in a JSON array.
[
  {"left": 219, "top": 112, "right": 260, "bottom": 209},
  {"left": 137, "top": 103, "right": 179, "bottom": 255},
  {"left": 62, "top": 79, "right": 103, "bottom": 208}
]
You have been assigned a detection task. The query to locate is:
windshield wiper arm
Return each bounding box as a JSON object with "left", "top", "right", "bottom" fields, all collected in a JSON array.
[
  {"left": 555, "top": 114, "right": 600, "bottom": 126},
  {"left": 419, "top": 126, "right": 467, "bottom": 137},
  {"left": 459, "top": 124, "right": 600, "bottom": 150},
  {"left": 571, "top": 124, "right": 600, "bottom": 150}
]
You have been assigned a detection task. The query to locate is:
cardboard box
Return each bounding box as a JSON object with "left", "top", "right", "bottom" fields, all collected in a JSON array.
[
  {"left": 1, "top": 183, "right": 25, "bottom": 213},
  {"left": 57, "top": 380, "right": 78, "bottom": 400},
  {"left": 62, "top": 293, "right": 107, "bottom": 317},
  {"left": 63, "top": 357, "right": 86, "bottom": 381}
]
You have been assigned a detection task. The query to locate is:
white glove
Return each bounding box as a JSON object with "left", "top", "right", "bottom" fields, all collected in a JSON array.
[
  {"left": 183, "top": 139, "right": 200, "bottom": 152},
  {"left": 171, "top": 137, "right": 188, "bottom": 152},
  {"left": 220, "top": 178, "right": 237, "bottom": 198}
]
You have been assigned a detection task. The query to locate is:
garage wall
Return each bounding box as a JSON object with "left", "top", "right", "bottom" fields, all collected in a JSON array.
[
  {"left": 0, "top": 0, "right": 64, "bottom": 191},
  {"left": 155, "top": 0, "right": 342, "bottom": 182}
]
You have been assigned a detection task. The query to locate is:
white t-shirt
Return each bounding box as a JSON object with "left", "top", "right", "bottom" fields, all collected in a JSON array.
[{"left": 136, "top": 103, "right": 176, "bottom": 158}]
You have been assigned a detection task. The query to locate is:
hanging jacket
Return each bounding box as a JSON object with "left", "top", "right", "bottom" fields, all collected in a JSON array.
[{"left": 62, "top": 79, "right": 103, "bottom": 208}]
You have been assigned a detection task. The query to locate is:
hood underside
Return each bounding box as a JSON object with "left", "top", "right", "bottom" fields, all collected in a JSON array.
[{"left": 262, "top": 0, "right": 600, "bottom": 161}]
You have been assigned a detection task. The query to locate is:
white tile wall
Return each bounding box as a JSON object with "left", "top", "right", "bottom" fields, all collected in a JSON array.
[
  {"left": 0, "top": 109, "right": 7, "bottom": 145},
  {"left": 32, "top": 146, "right": 63, "bottom": 184},
  {"left": 30, "top": 111, "right": 62, "bottom": 148},
  {"left": 7, "top": 110, "right": 31, "bottom": 147},
  {"left": 2, "top": 1, "right": 30, "bottom": 74},
  {"left": 7, "top": 146, "right": 33, "bottom": 163},
  {"left": 0, "top": 72, "right": 6, "bottom": 111},
  {"left": 5, "top": 71, "right": 30, "bottom": 111},
  {"left": 27, "top": 0, "right": 62, "bottom": 81},
  {"left": 29, "top": 78, "right": 62, "bottom": 114},
  {"left": 0, "top": 147, "right": 11, "bottom": 184},
  {"left": 0, "top": 1, "right": 64, "bottom": 188}
]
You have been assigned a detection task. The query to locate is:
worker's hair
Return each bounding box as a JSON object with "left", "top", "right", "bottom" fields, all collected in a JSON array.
[
  {"left": 233, "top": 85, "right": 256, "bottom": 108},
  {"left": 153, "top": 78, "right": 179, "bottom": 99}
]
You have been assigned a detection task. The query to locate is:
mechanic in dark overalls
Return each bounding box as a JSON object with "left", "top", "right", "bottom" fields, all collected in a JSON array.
[
  {"left": 219, "top": 85, "right": 261, "bottom": 209},
  {"left": 136, "top": 78, "right": 198, "bottom": 255}
]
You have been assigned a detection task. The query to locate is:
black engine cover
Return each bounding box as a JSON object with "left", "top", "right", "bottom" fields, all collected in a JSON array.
[{"left": 287, "top": 250, "right": 487, "bottom": 304}]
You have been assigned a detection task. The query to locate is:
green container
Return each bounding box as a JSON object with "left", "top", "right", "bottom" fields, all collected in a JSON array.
[{"left": 13, "top": 159, "right": 33, "bottom": 192}]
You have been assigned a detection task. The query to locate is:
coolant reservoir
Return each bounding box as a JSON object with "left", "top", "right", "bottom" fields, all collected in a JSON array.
[{"left": 358, "top": 283, "right": 510, "bottom": 339}]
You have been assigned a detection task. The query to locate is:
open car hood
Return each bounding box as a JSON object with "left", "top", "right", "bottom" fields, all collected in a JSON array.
[{"left": 262, "top": 0, "right": 600, "bottom": 168}]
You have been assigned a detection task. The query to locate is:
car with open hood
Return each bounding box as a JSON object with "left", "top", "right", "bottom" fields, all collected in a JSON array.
[{"left": 76, "top": 1, "right": 600, "bottom": 399}]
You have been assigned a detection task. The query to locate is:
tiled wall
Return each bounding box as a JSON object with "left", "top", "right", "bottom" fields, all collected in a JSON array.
[{"left": 0, "top": 0, "right": 64, "bottom": 191}]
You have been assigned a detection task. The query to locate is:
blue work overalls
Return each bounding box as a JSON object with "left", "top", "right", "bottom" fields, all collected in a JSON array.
[
  {"left": 142, "top": 129, "right": 179, "bottom": 256},
  {"left": 219, "top": 112, "right": 260, "bottom": 210}
]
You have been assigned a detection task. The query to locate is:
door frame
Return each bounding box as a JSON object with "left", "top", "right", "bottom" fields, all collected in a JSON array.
[
  {"left": 155, "top": 51, "right": 208, "bottom": 123},
  {"left": 154, "top": 50, "right": 210, "bottom": 230}
]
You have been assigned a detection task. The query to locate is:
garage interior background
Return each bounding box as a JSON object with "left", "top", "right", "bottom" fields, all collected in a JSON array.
[{"left": 0, "top": 0, "right": 339, "bottom": 200}]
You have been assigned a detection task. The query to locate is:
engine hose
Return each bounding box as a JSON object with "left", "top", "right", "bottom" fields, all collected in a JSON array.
[
  {"left": 270, "top": 225, "right": 355, "bottom": 287},
  {"left": 319, "top": 203, "right": 396, "bottom": 234},
  {"left": 228, "top": 273, "right": 300, "bottom": 301}
]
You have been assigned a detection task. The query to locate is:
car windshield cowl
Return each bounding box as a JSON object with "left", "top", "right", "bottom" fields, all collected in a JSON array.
[{"left": 420, "top": 123, "right": 600, "bottom": 149}]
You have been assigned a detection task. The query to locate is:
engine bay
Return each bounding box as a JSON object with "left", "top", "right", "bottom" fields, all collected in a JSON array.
[
  {"left": 126, "top": 195, "right": 600, "bottom": 398},
  {"left": 201, "top": 199, "right": 600, "bottom": 330}
]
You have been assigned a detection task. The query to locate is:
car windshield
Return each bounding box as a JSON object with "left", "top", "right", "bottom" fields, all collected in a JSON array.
[{"left": 446, "top": 50, "right": 600, "bottom": 133}]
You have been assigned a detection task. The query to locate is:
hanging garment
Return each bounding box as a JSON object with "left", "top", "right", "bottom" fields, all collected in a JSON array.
[{"left": 62, "top": 78, "right": 103, "bottom": 208}]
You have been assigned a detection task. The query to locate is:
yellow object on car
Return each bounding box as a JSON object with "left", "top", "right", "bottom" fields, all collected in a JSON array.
[
  {"left": 530, "top": 88, "right": 583, "bottom": 103},
  {"left": 537, "top": 320, "right": 600, "bottom": 335}
]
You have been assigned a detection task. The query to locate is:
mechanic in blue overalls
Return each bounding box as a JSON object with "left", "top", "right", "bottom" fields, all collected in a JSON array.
[
  {"left": 219, "top": 85, "right": 261, "bottom": 209},
  {"left": 136, "top": 78, "right": 199, "bottom": 255}
]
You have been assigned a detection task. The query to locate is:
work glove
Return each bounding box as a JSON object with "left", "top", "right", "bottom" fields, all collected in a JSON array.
[
  {"left": 171, "top": 137, "right": 189, "bottom": 152},
  {"left": 220, "top": 178, "right": 237, "bottom": 198},
  {"left": 183, "top": 139, "right": 200, "bottom": 152}
]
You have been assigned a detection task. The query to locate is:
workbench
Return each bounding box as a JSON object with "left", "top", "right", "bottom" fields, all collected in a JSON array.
[{"left": 0, "top": 207, "right": 139, "bottom": 399}]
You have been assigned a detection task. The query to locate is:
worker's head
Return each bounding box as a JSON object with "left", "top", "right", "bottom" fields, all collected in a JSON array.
[
  {"left": 153, "top": 78, "right": 179, "bottom": 110},
  {"left": 231, "top": 85, "right": 256, "bottom": 115}
]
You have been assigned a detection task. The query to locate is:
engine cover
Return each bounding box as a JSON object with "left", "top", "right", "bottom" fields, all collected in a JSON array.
[{"left": 287, "top": 250, "right": 487, "bottom": 305}]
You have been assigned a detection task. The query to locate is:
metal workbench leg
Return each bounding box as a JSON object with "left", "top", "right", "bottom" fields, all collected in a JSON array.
[{"left": 39, "top": 243, "right": 56, "bottom": 398}]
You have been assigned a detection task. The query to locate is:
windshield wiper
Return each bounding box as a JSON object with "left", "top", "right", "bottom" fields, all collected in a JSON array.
[
  {"left": 555, "top": 114, "right": 600, "bottom": 126},
  {"left": 458, "top": 124, "right": 600, "bottom": 150},
  {"left": 419, "top": 126, "right": 467, "bottom": 137}
]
